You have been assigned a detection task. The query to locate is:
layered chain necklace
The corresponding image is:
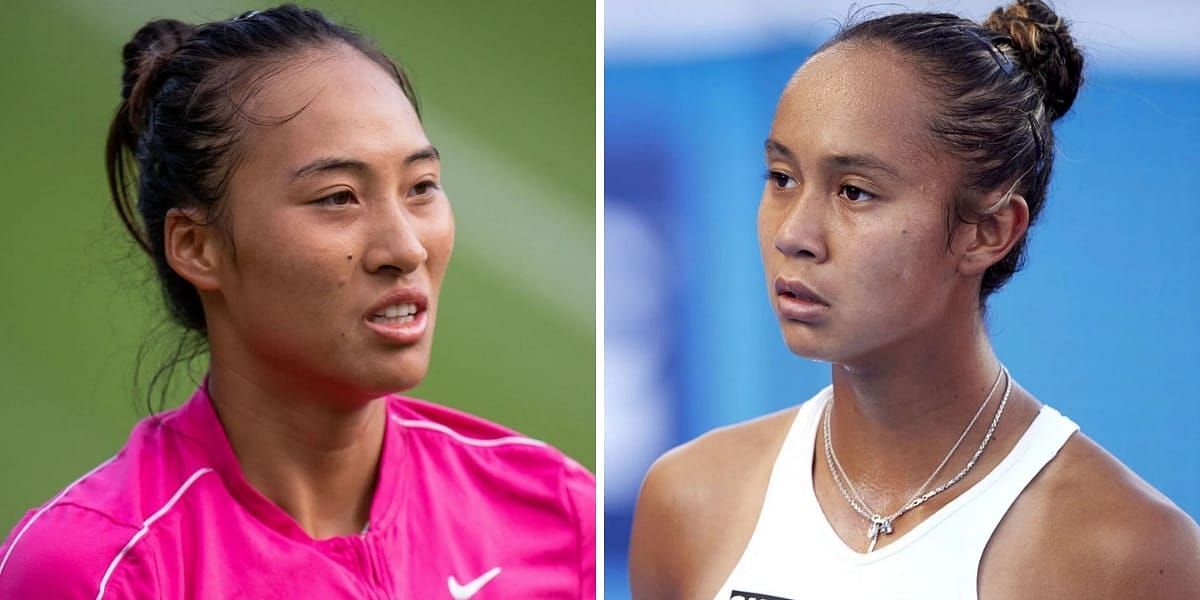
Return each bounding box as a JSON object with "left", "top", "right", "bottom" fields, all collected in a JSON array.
[{"left": 822, "top": 366, "right": 1011, "bottom": 553}]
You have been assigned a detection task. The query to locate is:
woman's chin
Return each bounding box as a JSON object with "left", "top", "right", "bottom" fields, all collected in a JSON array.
[
  {"left": 779, "top": 327, "right": 838, "bottom": 362},
  {"left": 327, "top": 359, "right": 430, "bottom": 402},
  {"left": 370, "top": 367, "right": 428, "bottom": 397}
]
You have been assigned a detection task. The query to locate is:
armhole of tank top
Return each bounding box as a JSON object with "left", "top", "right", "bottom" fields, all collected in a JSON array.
[
  {"left": 966, "top": 405, "right": 1080, "bottom": 598},
  {"left": 708, "top": 388, "right": 831, "bottom": 600}
]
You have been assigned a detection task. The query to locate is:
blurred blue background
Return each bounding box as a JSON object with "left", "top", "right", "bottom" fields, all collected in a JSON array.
[{"left": 604, "top": 1, "right": 1200, "bottom": 597}]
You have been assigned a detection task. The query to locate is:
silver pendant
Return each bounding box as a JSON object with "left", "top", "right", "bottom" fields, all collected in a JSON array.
[
  {"left": 867, "top": 515, "right": 893, "bottom": 538},
  {"left": 878, "top": 517, "right": 893, "bottom": 535},
  {"left": 866, "top": 515, "right": 893, "bottom": 552}
]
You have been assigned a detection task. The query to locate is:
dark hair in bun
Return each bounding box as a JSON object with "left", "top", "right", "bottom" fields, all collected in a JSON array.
[
  {"left": 816, "top": 0, "right": 1085, "bottom": 305},
  {"left": 984, "top": 1, "right": 1085, "bottom": 121},
  {"left": 106, "top": 5, "right": 419, "bottom": 406}
]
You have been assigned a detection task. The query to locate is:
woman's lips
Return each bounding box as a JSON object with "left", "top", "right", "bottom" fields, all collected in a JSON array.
[
  {"left": 365, "top": 307, "right": 428, "bottom": 344},
  {"left": 776, "top": 293, "right": 829, "bottom": 322},
  {"left": 774, "top": 276, "right": 829, "bottom": 323},
  {"left": 364, "top": 289, "right": 430, "bottom": 345}
]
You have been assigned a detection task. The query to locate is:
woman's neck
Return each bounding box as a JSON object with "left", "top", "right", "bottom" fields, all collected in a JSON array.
[
  {"left": 206, "top": 363, "right": 386, "bottom": 539},
  {"left": 825, "top": 314, "right": 1029, "bottom": 508},
  {"left": 832, "top": 326, "right": 999, "bottom": 429}
]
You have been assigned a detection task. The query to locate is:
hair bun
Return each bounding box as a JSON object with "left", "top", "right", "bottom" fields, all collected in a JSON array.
[
  {"left": 120, "top": 19, "right": 194, "bottom": 130},
  {"left": 983, "top": 0, "right": 1084, "bottom": 121}
]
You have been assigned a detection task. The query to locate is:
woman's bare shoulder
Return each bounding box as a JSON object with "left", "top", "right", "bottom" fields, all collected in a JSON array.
[
  {"left": 646, "top": 406, "right": 799, "bottom": 496},
  {"left": 629, "top": 407, "right": 799, "bottom": 600},
  {"left": 984, "top": 429, "right": 1200, "bottom": 599}
]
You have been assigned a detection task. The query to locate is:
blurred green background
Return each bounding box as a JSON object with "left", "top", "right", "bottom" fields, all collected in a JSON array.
[{"left": 0, "top": 0, "right": 595, "bottom": 532}]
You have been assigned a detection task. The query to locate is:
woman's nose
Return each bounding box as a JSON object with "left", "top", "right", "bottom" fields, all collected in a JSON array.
[
  {"left": 362, "top": 203, "right": 427, "bottom": 274},
  {"left": 773, "top": 192, "right": 828, "bottom": 263}
]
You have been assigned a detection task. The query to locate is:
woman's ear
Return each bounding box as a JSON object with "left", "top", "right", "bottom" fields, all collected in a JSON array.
[
  {"left": 163, "top": 207, "right": 223, "bottom": 291},
  {"left": 952, "top": 191, "right": 1030, "bottom": 277}
]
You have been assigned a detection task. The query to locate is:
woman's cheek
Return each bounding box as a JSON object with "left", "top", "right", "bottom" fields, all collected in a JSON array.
[{"left": 424, "top": 211, "right": 456, "bottom": 282}]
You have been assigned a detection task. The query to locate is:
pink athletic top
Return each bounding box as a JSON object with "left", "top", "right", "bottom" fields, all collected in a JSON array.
[{"left": 0, "top": 385, "right": 595, "bottom": 598}]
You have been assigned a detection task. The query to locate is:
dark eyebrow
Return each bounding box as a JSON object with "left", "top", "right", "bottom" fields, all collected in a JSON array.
[
  {"left": 289, "top": 146, "right": 440, "bottom": 182},
  {"left": 765, "top": 138, "right": 794, "bottom": 160},
  {"left": 404, "top": 145, "right": 440, "bottom": 166},
  {"left": 766, "top": 138, "right": 901, "bottom": 180},
  {"left": 289, "top": 157, "right": 368, "bottom": 182},
  {"left": 823, "top": 153, "right": 901, "bottom": 179}
]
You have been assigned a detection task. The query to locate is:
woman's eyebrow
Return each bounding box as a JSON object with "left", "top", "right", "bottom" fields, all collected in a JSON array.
[
  {"left": 289, "top": 146, "right": 441, "bottom": 182},
  {"left": 404, "top": 145, "right": 440, "bottom": 166},
  {"left": 766, "top": 138, "right": 901, "bottom": 180},
  {"left": 289, "top": 157, "right": 368, "bottom": 181},
  {"left": 823, "top": 153, "right": 901, "bottom": 179},
  {"left": 765, "top": 138, "right": 794, "bottom": 160}
]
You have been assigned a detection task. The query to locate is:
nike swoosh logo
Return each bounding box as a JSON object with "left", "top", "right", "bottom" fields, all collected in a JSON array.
[{"left": 448, "top": 566, "right": 501, "bottom": 599}]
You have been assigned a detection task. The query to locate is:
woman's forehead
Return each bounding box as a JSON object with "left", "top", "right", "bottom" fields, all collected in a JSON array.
[
  {"left": 238, "top": 45, "right": 428, "bottom": 172},
  {"left": 771, "top": 43, "right": 939, "bottom": 174}
]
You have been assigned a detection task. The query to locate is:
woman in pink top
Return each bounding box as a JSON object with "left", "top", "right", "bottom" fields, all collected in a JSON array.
[{"left": 0, "top": 5, "right": 594, "bottom": 598}]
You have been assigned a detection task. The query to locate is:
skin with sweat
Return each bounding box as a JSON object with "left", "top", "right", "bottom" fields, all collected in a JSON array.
[
  {"left": 164, "top": 43, "right": 454, "bottom": 540},
  {"left": 629, "top": 42, "right": 1200, "bottom": 600}
]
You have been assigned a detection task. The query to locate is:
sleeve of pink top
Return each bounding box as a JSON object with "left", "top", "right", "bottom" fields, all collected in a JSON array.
[
  {"left": 0, "top": 504, "right": 159, "bottom": 599},
  {"left": 561, "top": 458, "right": 597, "bottom": 600}
]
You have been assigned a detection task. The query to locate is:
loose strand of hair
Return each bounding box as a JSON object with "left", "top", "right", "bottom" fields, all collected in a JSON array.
[
  {"left": 136, "top": 320, "right": 208, "bottom": 417},
  {"left": 105, "top": 105, "right": 152, "bottom": 256}
]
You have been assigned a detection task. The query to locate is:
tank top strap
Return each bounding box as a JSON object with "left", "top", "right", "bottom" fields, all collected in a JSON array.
[
  {"left": 775, "top": 385, "right": 831, "bottom": 468},
  {"left": 943, "top": 404, "right": 1080, "bottom": 584},
  {"left": 721, "top": 388, "right": 838, "bottom": 574},
  {"left": 761, "top": 386, "right": 830, "bottom": 514}
]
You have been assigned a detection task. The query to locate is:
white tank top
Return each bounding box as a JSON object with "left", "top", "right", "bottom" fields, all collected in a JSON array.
[{"left": 713, "top": 386, "right": 1079, "bottom": 600}]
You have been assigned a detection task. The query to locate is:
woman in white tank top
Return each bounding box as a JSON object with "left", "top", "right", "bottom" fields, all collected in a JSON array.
[{"left": 629, "top": 2, "right": 1200, "bottom": 598}]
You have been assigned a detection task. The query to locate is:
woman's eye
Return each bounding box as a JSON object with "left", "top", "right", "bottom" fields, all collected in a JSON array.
[
  {"left": 411, "top": 180, "right": 441, "bottom": 197},
  {"left": 839, "top": 184, "right": 875, "bottom": 202},
  {"left": 765, "top": 170, "right": 797, "bottom": 190},
  {"left": 316, "top": 191, "right": 356, "bottom": 207}
]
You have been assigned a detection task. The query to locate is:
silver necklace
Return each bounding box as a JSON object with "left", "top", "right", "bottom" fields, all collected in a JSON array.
[
  {"left": 823, "top": 366, "right": 1011, "bottom": 552},
  {"left": 827, "top": 368, "right": 1004, "bottom": 526}
]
